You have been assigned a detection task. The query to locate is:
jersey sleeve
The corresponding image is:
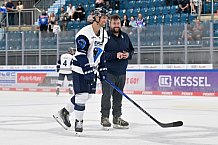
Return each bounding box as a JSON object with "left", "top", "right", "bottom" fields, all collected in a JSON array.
[{"left": 74, "top": 35, "right": 91, "bottom": 68}]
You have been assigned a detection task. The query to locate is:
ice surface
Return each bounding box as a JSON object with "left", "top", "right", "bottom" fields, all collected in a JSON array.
[{"left": 0, "top": 91, "right": 218, "bottom": 145}]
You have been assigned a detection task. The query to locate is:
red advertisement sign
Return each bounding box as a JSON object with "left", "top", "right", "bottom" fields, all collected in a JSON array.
[{"left": 17, "top": 73, "right": 47, "bottom": 84}]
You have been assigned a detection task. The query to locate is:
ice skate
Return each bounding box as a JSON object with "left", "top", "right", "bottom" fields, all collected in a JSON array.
[
  {"left": 75, "top": 119, "right": 83, "bottom": 136},
  {"left": 101, "top": 117, "right": 111, "bottom": 130},
  {"left": 53, "top": 108, "right": 71, "bottom": 130},
  {"left": 56, "top": 88, "right": 60, "bottom": 95},
  {"left": 113, "top": 116, "right": 129, "bottom": 129}
]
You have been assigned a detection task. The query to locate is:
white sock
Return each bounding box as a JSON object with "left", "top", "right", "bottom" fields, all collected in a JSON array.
[
  {"left": 74, "top": 110, "right": 84, "bottom": 121},
  {"left": 65, "top": 103, "right": 74, "bottom": 113}
]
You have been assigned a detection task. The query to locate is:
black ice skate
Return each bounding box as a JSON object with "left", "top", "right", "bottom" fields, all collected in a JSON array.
[
  {"left": 101, "top": 117, "right": 111, "bottom": 130},
  {"left": 56, "top": 88, "right": 60, "bottom": 95},
  {"left": 53, "top": 108, "right": 71, "bottom": 130},
  {"left": 113, "top": 116, "right": 129, "bottom": 129},
  {"left": 75, "top": 119, "right": 83, "bottom": 135}
]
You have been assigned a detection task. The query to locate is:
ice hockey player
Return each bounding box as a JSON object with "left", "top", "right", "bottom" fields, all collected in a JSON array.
[
  {"left": 53, "top": 6, "right": 110, "bottom": 135},
  {"left": 56, "top": 47, "right": 76, "bottom": 95}
]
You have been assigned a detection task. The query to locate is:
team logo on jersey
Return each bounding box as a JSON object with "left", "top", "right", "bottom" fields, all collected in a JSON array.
[
  {"left": 93, "top": 47, "right": 103, "bottom": 62},
  {"left": 77, "top": 39, "right": 86, "bottom": 49}
]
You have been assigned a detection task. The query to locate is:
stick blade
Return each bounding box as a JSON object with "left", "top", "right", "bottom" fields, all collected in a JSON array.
[
  {"left": 160, "top": 121, "right": 183, "bottom": 128},
  {"left": 173, "top": 121, "right": 183, "bottom": 127}
]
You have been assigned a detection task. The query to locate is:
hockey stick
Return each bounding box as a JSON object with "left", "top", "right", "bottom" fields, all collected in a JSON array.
[{"left": 104, "top": 79, "right": 183, "bottom": 128}]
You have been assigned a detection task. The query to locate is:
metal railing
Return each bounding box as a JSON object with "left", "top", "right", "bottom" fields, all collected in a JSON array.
[
  {"left": 34, "top": 0, "right": 57, "bottom": 11},
  {"left": 1, "top": 8, "right": 41, "bottom": 31},
  {"left": 0, "top": 22, "right": 217, "bottom": 66}
]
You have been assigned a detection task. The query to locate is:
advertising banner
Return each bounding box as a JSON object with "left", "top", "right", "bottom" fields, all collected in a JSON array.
[
  {"left": 124, "top": 71, "right": 145, "bottom": 91},
  {"left": 0, "top": 65, "right": 218, "bottom": 96},
  {"left": 145, "top": 70, "right": 218, "bottom": 92}
]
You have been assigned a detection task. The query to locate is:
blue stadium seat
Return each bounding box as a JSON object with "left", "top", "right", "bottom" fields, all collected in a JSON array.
[
  {"left": 163, "top": 15, "right": 171, "bottom": 24},
  {"left": 80, "top": 21, "right": 87, "bottom": 28},
  {"left": 154, "top": 0, "right": 164, "bottom": 7},
  {"left": 213, "top": 3, "right": 218, "bottom": 12},
  {"left": 147, "top": 0, "right": 154, "bottom": 8},
  {"left": 141, "top": 1, "right": 148, "bottom": 9},
  {"left": 154, "top": 7, "right": 161, "bottom": 16},
  {"left": 156, "top": 15, "right": 163, "bottom": 25},
  {"left": 188, "top": 15, "right": 197, "bottom": 23},
  {"left": 170, "top": 6, "right": 178, "bottom": 14},
  {"left": 147, "top": 8, "right": 154, "bottom": 16},
  {"left": 133, "top": 8, "right": 140, "bottom": 16},
  {"left": 148, "top": 15, "right": 155, "bottom": 25},
  {"left": 140, "top": 8, "right": 147, "bottom": 16},
  {"left": 162, "top": 6, "right": 170, "bottom": 15},
  {"left": 180, "top": 13, "right": 188, "bottom": 23},
  {"left": 172, "top": 14, "right": 180, "bottom": 24},
  {"left": 135, "top": 1, "right": 142, "bottom": 9},
  {"left": 126, "top": 1, "right": 135, "bottom": 9},
  {"left": 125, "top": 9, "right": 134, "bottom": 17}
]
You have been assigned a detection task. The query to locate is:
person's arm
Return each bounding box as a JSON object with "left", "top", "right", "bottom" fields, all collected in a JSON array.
[
  {"left": 104, "top": 47, "right": 118, "bottom": 61},
  {"left": 74, "top": 35, "right": 90, "bottom": 67},
  {"left": 56, "top": 55, "right": 61, "bottom": 72},
  {"left": 122, "top": 36, "right": 134, "bottom": 60}
]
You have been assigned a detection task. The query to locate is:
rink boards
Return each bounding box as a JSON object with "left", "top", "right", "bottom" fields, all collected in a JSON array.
[{"left": 0, "top": 64, "right": 218, "bottom": 97}]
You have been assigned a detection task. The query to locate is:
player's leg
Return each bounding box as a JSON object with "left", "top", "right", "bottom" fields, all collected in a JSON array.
[
  {"left": 73, "top": 72, "right": 96, "bottom": 133},
  {"left": 56, "top": 74, "right": 65, "bottom": 95},
  {"left": 53, "top": 74, "right": 77, "bottom": 129}
]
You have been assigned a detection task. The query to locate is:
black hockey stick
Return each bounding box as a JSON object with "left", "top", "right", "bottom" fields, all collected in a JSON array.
[{"left": 104, "top": 79, "right": 183, "bottom": 128}]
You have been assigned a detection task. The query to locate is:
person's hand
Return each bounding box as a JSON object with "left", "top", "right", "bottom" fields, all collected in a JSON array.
[
  {"left": 122, "top": 51, "right": 129, "bottom": 59},
  {"left": 82, "top": 65, "right": 95, "bottom": 84},
  {"left": 117, "top": 52, "right": 124, "bottom": 59}
]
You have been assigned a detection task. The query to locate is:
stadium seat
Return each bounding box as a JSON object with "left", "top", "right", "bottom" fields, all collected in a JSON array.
[
  {"left": 188, "top": 14, "right": 197, "bottom": 23},
  {"left": 148, "top": 15, "right": 155, "bottom": 25},
  {"left": 154, "top": 7, "right": 161, "bottom": 16},
  {"left": 172, "top": 14, "right": 180, "bottom": 24},
  {"left": 180, "top": 13, "right": 188, "bottom": 23},
  {"left": 162, "top": 6, "right": 170, "bottom": 15},
  {"left": 163, "top": 15, "right": 171, "bottom": 24},
  {"left": 170, "top": 5, "right": 178, "bottom": 14},
  {"left": 156, "top": 15, "right": 163, "bottom": 25},
  {"left": 147, "top": 8, "right": 154, "bottom": 16},
  {"left": 126, "top": 1, "right": 135, "bottom": 9}
]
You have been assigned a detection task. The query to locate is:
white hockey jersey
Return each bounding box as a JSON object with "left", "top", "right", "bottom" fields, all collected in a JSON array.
[
  {"left": 57, "top": 53, "right": 73, "bottom": 74},
  {"left": 72, "top": 24, "right": 108, "bottom": 74}
]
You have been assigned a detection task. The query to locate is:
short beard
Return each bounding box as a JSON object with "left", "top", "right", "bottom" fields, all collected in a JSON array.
[{"left": 112, "top": 27, "right": 120, "bottom": 34}]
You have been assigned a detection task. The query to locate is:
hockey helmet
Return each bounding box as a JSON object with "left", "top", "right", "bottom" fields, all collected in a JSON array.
[
  {"left": 94, "top": 6, "right": 111, "bottom": 17},
  {"left": 68, "top": 47, "right": 76, "bottom": 54}
]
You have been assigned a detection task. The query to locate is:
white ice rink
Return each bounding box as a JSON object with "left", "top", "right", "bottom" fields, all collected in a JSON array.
[{"left": 0, "top": 91, "right": 218, "bottom": 145}]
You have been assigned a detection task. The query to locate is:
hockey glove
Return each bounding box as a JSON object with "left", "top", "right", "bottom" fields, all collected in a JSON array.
[
  {"left": 56, "top": 65, "right": 60, "bottom": 72},
  {"left": 98, "top": 67, "right": 107, "bottom": 81},
  {"left": 82, "top": 65, "right": 95, "bottom": 84}
]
